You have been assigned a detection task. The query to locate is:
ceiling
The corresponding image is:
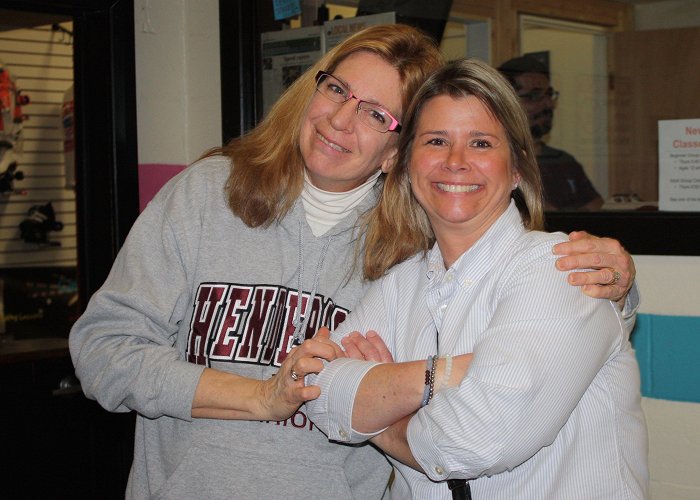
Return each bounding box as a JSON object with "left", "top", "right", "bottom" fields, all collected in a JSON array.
[
  {"left": 0, "top": 8, "right": 70, "bottom": 32},
  {"left": 0, "top": 0, "right": 679, "bottom": 32}
]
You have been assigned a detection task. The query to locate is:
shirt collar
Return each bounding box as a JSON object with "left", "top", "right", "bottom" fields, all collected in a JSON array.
[
  {"left": 301, "top": 170, "right": 382, "bottom": 236},
  {"left": 426, "top": 200, "right": 526, "bottom": 287}
]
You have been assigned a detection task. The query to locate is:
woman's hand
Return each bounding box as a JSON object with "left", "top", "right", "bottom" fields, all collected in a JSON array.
[
  {"left": 553, "top": 230, "right": 635, "bottom": 307},
  {"left": 256, "top": 334, "right": 345, "bottom": 421},
  {"left": 341, "top": 330, "right": 394, "bottom": 363}
]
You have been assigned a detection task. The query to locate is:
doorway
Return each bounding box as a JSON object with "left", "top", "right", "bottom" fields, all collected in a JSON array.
[
  {"left": 520, "top": 14, "right": 610, "bottom": 201},
  {"left": 0, "top": 11, "right": 77, "bottom": 339},
  {"left": 0, "top": 0, "right": 139, "bottom": 339}
]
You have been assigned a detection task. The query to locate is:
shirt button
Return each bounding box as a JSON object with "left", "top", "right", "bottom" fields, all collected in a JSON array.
[
  {"left": 339, "top": 429, "right": 349, "bottom": 439},
  {"left": 434, "top": 466, "right": 444, "bottom": 475}
]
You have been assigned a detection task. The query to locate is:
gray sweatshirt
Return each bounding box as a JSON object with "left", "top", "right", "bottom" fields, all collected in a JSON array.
[{"left": 69, "top": 156, "right": 390, "bottom": 499}]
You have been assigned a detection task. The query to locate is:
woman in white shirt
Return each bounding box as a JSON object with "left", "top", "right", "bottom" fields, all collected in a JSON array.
[{"left": 305, "top": 58, "right": 648, "bottom": 499}]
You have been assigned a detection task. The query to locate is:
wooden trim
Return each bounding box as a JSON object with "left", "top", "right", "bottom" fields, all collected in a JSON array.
[
  {"left": 450, "top": 0, "right": 498, "bottom": 19},
  {"left": 449, "top": 0, "right": 632, "bottom": 65},
  {"left": 511, "top": 0, "right": 631, "bottom": 28}
]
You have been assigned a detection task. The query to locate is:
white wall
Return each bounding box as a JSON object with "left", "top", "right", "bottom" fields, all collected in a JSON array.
[{"left": 134, "top": 0, "right": 221, "bottom": 166}]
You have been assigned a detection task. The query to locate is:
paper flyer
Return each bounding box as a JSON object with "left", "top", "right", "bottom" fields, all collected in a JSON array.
[
  {"left": 260, "top": 13, "right": 397, "bottom": 118},
  {"left": 261, "top": 26, "right": 324, "bottom": 117},
  {"left": 658, "top": 119, "right": 700, "bottom": 211},
  {"left": 323, "top": 12, "right": 396, "bottom": 51}
]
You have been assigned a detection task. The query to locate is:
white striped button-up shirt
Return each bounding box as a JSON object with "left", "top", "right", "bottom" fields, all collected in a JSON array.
[{"left": 306, "top": 202, "right": 648, "bottom": 499}]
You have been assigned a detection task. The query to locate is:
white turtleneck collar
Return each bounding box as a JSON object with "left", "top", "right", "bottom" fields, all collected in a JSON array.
[{"left": 301, "top": 169, "right": 382, "bottom": 236}]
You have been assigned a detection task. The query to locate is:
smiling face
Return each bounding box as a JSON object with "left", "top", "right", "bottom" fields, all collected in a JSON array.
[
  {"left": 409, "top": 94, "right": 519, "bottom": 263},
  {"left": 299, "top": 51, "right": 402, "bottom": 192}
]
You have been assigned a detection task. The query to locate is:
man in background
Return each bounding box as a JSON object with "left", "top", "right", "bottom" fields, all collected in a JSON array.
[{"left": 498, "top": 56, "right": 604, "bottom": 210}]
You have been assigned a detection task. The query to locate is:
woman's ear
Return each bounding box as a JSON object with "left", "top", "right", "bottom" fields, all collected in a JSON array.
[
  {"left": 380, "top": 147, "right": 399, "bottom": 174},
  {"left": 512, "top": 149, "right": 527, "bottom": 189},
  {"left": 512, "top": 170, "right": 522, "bottom": 190}
]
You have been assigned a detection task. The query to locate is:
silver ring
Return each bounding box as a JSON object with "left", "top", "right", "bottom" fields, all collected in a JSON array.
[
  {"left": 290, "top": 370, "right": 300, "bottom": 381},
  {"left": 609, "top": 270, "right": 621, "bottom": 286}
]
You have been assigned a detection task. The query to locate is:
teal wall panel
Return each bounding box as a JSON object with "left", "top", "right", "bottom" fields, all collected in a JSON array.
[{"left": 631, "top": 313, "right": 700, "bottom": 403}]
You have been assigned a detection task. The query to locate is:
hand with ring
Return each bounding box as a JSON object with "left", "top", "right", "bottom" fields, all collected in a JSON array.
[
  {"left": 257, "top": 331, "right": 345, "bottom": 421},
  {"left": 608, "top": 269, "right": 622, "bottom": 286},
  {"left": 552, "top": 230, "right": 635, "bottom": 308}
]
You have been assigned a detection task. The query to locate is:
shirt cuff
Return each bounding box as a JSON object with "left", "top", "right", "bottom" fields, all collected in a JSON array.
[
  {"left": 163, "top": 360, "right": 206, "bottom": 421},
  {"left": 305, "top": 358, "right": 381, "bottom": 443},
  {"left": 406, "top": 406, "right": 451, "bottom": 482},
  {"left": 621, "top": 280, "right": 640, "bottom": 329}
]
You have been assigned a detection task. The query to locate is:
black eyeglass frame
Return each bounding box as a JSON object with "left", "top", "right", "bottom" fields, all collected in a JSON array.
[{"left": 517, "top": 87, "right": 560, "bottom": 103}]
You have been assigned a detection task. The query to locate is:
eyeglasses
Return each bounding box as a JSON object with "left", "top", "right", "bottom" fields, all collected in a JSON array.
[
  {"left": 314, "top": 71, "right": 402, "bottom": 133},
  {"left": 517, "top": 87, "right": 560, "bottom": 103}
]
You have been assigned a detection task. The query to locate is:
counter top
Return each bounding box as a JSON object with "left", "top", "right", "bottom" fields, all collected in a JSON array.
[{"left": 0, "top": 337, "right": 70, "bottom": 364}]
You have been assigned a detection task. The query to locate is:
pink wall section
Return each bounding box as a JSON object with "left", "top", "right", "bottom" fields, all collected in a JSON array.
[{"left": 138, "top": 163, "right": 187, "bottom": 212}]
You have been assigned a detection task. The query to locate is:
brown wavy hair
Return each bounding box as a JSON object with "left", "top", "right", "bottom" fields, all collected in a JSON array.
[
  {"left": 361, "top": 58, "right": 545, "bottom": 280},
  {"left": 202, "top": 24, "right": 443, "bottom": 228}
]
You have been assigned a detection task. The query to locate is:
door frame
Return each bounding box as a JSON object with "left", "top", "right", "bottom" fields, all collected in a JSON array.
[{"left": 0, "top": 0, "right": 139, "bottom": 307}]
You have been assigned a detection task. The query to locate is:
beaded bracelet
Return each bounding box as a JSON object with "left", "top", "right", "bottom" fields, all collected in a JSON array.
[
  {"left": 420, "top": 354, "right": 438, "bottom": 407},
  {"left": 440, "top": 354, "right": 453, "bottom": 390}
]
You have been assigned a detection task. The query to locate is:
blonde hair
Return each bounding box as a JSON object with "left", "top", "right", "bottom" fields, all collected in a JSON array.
[
  {"left": 362, "top": 58, "right": 545, "bottom": 280},
  {"left": 206, "top": 24, "right": 443, "bottom": 228}
]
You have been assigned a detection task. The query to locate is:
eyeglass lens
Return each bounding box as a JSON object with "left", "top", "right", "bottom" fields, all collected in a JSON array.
[{"left": 315, "top": 72, "right": 399, "bottom": 133}]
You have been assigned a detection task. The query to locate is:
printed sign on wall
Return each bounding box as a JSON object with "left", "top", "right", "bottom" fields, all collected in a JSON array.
[{"left": 658, "top": 119, "right": 700, "bottom": 211}]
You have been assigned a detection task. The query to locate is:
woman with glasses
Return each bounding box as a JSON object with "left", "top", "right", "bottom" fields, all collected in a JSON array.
[
  {"left": 305, "top": 58, "right": 647, "bottom": 499},
  {"left": 70, "top": 25, "right": 637, "bottom": 499}
]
